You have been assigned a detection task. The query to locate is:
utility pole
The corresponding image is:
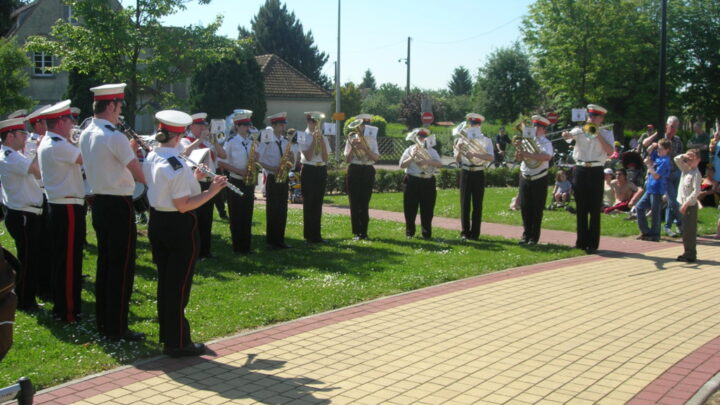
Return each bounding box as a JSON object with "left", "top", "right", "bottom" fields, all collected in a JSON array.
[
  {"left": 658, "top": 0, "right": 667, "bottom": 138},
  {"left": 406, "top": 37, "right": 411, "bottom": 95},
  {"left": 335, "top": 0, "right": 341, "bottom": 159}
]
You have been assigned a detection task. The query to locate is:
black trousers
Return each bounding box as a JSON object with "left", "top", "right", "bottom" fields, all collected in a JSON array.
[
  {"left": 301, "top": 165, "right": 327, "bottom": 242},
  {"left": 213, "top": 168, "right": 228, "bottom": 216},
  {"left": 519, "top": 174, "right": 548, "bottom": 243},
  {"left": 347, "top": 164, "right": 375, "bottom": 237},
  {"left": 459, "top": 170, "right": 485, "bottom": 239},
  {"left": 228, "top": 177, "right": 256, "bottom": 253},
  {"left": 266, "top": 174, "right": 289, "bottom": 246},
  {"left": 574, "top": 166, "right": 604, "bottom": 250},
  {"left": 148, "top": 209, "right": 198, "bottom": 350},
  {"left": 4, "top": 208, "right": 42, "bottom": 310},
  {"left": 49, "top": 203, "right": 85, "bottom": 323},
  {"left": 403, "top": 176, "right": 437, "bottom": 238},
  {"left": 91, "top": 194, "right": 136, "bottom": 337},
  {"left": 196, "top": 181, "right": 214, "bottom": 258},
  {"left": 37, "top": 196, "right": 53, "bottom": 300}
]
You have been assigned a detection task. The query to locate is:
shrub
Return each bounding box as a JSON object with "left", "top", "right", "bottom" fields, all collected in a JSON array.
[{"left": 436, "top": 168, "right": 459, "bottom": 189}]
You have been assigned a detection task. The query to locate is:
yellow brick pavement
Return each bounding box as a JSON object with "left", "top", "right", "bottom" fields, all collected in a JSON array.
[{"left": 72, "top": 244, "right": 720, "bottom": 404}]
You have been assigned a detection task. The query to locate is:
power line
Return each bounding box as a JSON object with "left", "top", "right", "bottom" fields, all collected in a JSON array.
[{"left": 414, "top": 15, "right": 522, "bottom": 45}]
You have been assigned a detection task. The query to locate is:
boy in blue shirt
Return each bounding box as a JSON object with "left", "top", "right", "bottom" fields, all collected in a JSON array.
[{"left": 636, "top": 139, "right": 672, "bottom": 241}]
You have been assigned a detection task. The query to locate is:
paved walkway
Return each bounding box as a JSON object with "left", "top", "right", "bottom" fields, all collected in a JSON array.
[{"left": 32, "top": 207, "right": 720, "bottom": 405}]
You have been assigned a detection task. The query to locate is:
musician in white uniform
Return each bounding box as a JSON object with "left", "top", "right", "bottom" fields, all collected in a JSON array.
[
  {"left": 399, "top": 128, "right": 443, "bottom": 239},
  {"left": 79, "top": 83, "right": 147, "bottom": 341},
  {"left": 517, "top": 115, "right": 553, "bottom": 245},
  {"left": 344, "top": 113, "right": 380, "bottom": 240},
  {"left": 179, "top": 113, "right": 227, "bottom": 260},
  {"left": 37, "top": 100, "right": 85, "bottom": 323},
  {"left": 562, "top": 104, "right": 614, "bottom": 253},
  {"left": 218, "top": 110, "right": 258, "bottom": 254},
  {"left": 144, "top": 110, "right": 227, "bottom": 357},
  {"left": 0, "top": 118, "right": 43, "bottom": 312},
  {"left": 258, "top": 112, "right": 296, "bottom": 248},
  {"left": 454, "top": 113, "right": 494, "bottom": 241},
  {"left": 299, "top": 111, "right": 331, "bottom": 243}
]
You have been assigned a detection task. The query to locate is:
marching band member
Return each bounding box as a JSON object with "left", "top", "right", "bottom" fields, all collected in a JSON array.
[
  {"left": 0, "top": 118, "right": 43, "bottom": 312},
  {"left": 344, "top": 113, "right": 380, "bottom": 240},
  {"left": 400, "top": 128, "right": 443, "bottom": 239},
  {"left": 37, "top": 100, "right": 85, "bottom": 323},
  {"left": 299, "top": 111, "right": 331, "bottom": 243},
  {"left": 454, "top": 113, "right": 494, "bottom": 241},
  {"left": 180, "top": 113, "right": 227, "bottom": 260},
  {"left": 79, "top": 83, "right": 146, "bottom": 341},
  {"left": 562, "top": 104, "right": 614, "bottom": 253},
  {"left": 517, "top": 115, "right": 553, "bottom": 245},
  {"left": 258, "top": 112, "right": 296, "bottom": 248},
  {"left": 144, "top": 110, "right": 227, "bottom": 357},
  {"left": 218, "top": 110, "right": 258, "bottom": 254}
]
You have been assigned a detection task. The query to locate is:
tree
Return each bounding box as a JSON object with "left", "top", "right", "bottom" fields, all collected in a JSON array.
[
  {"left": 670, "top": 0, "right": 720, "bottom": 121},
  {"left": 189, "top": 46, "right": 266, "bottom": 127},
  {"left": 331, "top": 82, "right": 362, "bottom": 120},
  {"left": 522, "top": 0, "right": 658, "bottom": 132},
  {"left": 376, "top": 83, "right": 404, "bottom": 104},
  {"left": 1, "top": 0, "right": 26, "bottom": 37},
  {"left": 0, "top": 37, "right": 32, "bottom": 113},
  {"left": 399, "top": 92, "right": 445, "bottom": 128},
  {"left": 448, "top": 66, "right": 472, "bottom": 96},
  {"left": 25, "top": 0, "right": 233, "bottom": 126},
  {"left": 360, "top": 69, "right": 376, "bottom": 91},
  {"left": 362, "top": 93, "right": 400, "bottom": 122},
  {"left": 64, "top": 69, "right": 100, "bottom": 123},
  {"left": 239, "top": 0, "right": 329, "bottom": 88},
  {"left": 473, "top": 43, "right": 538, "bottom": 123}
]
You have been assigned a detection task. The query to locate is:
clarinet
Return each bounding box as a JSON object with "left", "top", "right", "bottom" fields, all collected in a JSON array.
[{"left": 177, "top": 154, "right": 244, "bottom": 197}]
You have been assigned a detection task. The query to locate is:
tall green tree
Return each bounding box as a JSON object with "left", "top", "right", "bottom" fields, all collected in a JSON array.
[
  {"left": 360, "top": 69, "right": 377, "bottom": 91},
  {"left": 64, "top": 69, "right": 100, "bottom": 123},
  {"left": 239, "top": 0, "right": 329, "bottom": 88},
  {"left": 331, "top": 82, "right": 362, "bottom": 120},
  {"left": 189, "top": 46, "right": 266, "bottom": 127},
  {"left": 473, "top": 43, "right": 538, "bottom": 123},
  {"left": 523, "top": 0, "right": 658, "bottom": 132},
  {"left": 670, "top": 0, "right": 720, "bottom": 121},
  {"left": 400, "top": 92, "right": 445, "bottom": 128},
  {"left": 25, "top": 0, "right": 233, "bottom": 126},
  {"left": 448, "top": 66, "right": 472, "bottom": 96},
  {"left": 0, "top": 37, "right": 32, "bottom": 113}
]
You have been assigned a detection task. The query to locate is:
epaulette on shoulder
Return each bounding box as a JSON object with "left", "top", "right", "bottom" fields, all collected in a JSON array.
[
  {"left": 51, "top": 137, "right": 62, "bottom": 142},
  {"left": 105, "top": 124, "right": 117, "bottom": 132},
  {"left": 166, "top": 156, "right": 183, "bottom": 171},
  {"left": 4, "top": 149, "right": 12, "bottom": 157}
]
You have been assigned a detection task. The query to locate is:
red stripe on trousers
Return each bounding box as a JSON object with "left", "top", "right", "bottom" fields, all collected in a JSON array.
[{"left": 65, "top": 205, "right": 76, "bottom": 322}]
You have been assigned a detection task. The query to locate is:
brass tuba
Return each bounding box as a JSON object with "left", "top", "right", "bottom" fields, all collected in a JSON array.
[
  {"left": 309, "top": 112, "right": 325, "bottom": 156},
  {"left": 512, "top": 135, "right": 543, "bottom": 170},
  {"left": 347, "top": 118, "right": 369, "bottom": 162},
  {"left": 452, "top": 122, "right": 489, "bottom": 167}
]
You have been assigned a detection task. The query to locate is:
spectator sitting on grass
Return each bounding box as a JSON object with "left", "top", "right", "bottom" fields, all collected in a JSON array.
[
  {"left": 552, "top": 170, "right": 572, "bottom": 207},
  {"left": 603, "top": 168, "right": 639, "bottom": 214}
]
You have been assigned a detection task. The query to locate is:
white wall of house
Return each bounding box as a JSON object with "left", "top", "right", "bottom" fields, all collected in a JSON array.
[{"left": 266, "top": 98, "right": 332, "bottom": 130}]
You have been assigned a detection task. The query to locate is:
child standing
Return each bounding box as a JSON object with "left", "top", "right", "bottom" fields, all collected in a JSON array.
[
  {"left": 674, "top": 149, "right": 702, "bottom": 262},
  {"left": 635, "top": 139, "right": 672, "bottom": 241}
]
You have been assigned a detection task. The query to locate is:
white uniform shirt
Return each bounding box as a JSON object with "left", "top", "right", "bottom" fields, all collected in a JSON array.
[
  {"left": 79, "top": 118, "right": 136, "bottom": 196},
  {"left": 520, "top": 136, "right": 554, "bottom": 176},
  {"left": 180, "top": 136, "right": 219, "bottom": 178},
  {"left": 457, "top": 131, "right": 495, "bottom": 167},
  {"left": 143, "top": 147, "right": 201, "bottom": 212},
  {"left": 222, "top": 134, "right": 252, "bottom": 179},
  {"left": 38, "top": 131, "right": 84, "bottom": 204},
  {"left": 400, "top": 144, "right": 442, "bottom": 178},
  {"left": 299, "top": 129, "right": 331, "bottom": 165},
  {"left": 343, "top": 125, "right": 380, "bottom": 165},
  {"left": 258, "top": 134, "right": 296, "bottom": 175},
  {"left": 571, "top": 127, "right": 614, "bottom": 164},
  {"left": 0, "top": 145, "right": 44, "bottom": 213}
]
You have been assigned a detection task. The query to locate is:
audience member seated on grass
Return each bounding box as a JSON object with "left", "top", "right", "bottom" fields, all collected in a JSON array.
[
  {"left": 697, "top": 165, "right": 718, "bottom": 208},
  {"left": 552, "top": 170, "right": 572, "bottom": 207},
  {"left": 604, "top": 168, "right": 640, "bottom": 214},
  {"left": 602, "top": 168, "right": 615, "bottom": 210}
]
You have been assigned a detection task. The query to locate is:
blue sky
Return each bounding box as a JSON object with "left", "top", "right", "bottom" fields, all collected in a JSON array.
[{"left": 156, "top": 0, "right": 534, "bottom": 90}]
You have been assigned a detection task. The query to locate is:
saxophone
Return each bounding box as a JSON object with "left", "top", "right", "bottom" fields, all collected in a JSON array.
[
  {"left": 275, "top": 133, "right": 295, "bottom": 183},
  {"left": 244, "top": 135, "right": 261, "bottom": 186}
]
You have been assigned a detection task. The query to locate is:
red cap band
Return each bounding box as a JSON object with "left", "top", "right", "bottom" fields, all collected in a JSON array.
[
  {"left": 587, "top": 108, "right": 605, "bottom": 115},
  {"left": 234, "top": 118, "right": 252, "bottom": 124},
  {"left": 271, "top": 117, "right": 286, "bottom": 123},
  {"left": 532, "top": 119, "right": 548, "bottom": 127},
  {"left": 94, "top": 93, "right": 125, "bottom": 101},
  {"left": 469, "top": 118, "right": 483, "bottom": 123},
  {"left": 28, "top": 117, "right": 43, "bottom": 124},
  {"left": 417, "top": 129, "right": 429, "bottom": 136},
  {"left": 43, "top": 109, "right": 72, "bottom": 120},
  {"left": 1, "top": 123, "right": 26, "bottom": 132},
  {"left": 159, "top": 122, "right": 187, "bottom": 133},
  {"left": 192, "top": 118, "right": 206, "bottom": 124}
]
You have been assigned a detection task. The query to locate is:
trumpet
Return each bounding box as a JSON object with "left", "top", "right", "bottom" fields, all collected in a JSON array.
[
  {"left": 178, "top": 154, "right": 244, "bottom": 196},
  {"left": 582, "top": 123, "right": 613, "bottom": 138},
  {"left": 452, "top": 122, "right": 490, "bottom": 167},
  {"left": 347, "top": 118, "right": 369, "bottom": 162}
]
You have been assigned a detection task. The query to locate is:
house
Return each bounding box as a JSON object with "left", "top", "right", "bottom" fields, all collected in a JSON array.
[{"left": 255, "top": 54, "right": 332, "bottom": 130}]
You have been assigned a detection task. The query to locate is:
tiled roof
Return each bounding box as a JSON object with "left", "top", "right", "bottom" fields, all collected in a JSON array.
[{"left": 255, "top": 54, "right": 331, "bottom": 99}]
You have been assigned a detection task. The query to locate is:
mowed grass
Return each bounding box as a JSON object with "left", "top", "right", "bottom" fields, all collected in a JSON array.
[
  {"left": 0, "top": 203, "right": 581, "bottom": 389},
  {"left": 324, "top": 187, "right": 720, "bottom": 237}
]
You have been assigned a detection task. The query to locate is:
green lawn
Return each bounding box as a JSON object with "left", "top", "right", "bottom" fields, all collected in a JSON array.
[
  {"left": 324, "top": 187, "right": 720, "bottom": 237},
  {"left": 1, "top": 206, "right": 581, "bottom": 389}
]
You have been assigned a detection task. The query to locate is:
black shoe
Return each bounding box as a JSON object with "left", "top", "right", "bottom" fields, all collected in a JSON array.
[
  {"left": 359, "top": 235, "right": 369, "bottom": 240},
  {"left": 422, "top": 235, "right": 432, "bottom": 240},
  {"left": 585, "top": 248, "right": 598, "bottom": 254},
  {"left": 107, "top": 330, "right": 146, "bottom": 342},
  {"left": 460, "top": 235, "right": 467, "bottom": 242},
  {"left": 676, "top": 255, "right": 696, "bottom": 263},
  {"left": 164, "top": 342, "right": 206, "bottom": 358},
  {"left": 527, "top": 240, "right": 537, "bottom": 246},
  {"left": 518, "top": 238, "right": 529, "bottom": 245},
  {"left": 352, "top": 235, "right": 362, "bottom": 241},
  {"left": 218, "top": 212, "right": 228, "bottom": 219},
  {"left": 274, "top": 243, "right": 291, "bottom": 249}
]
